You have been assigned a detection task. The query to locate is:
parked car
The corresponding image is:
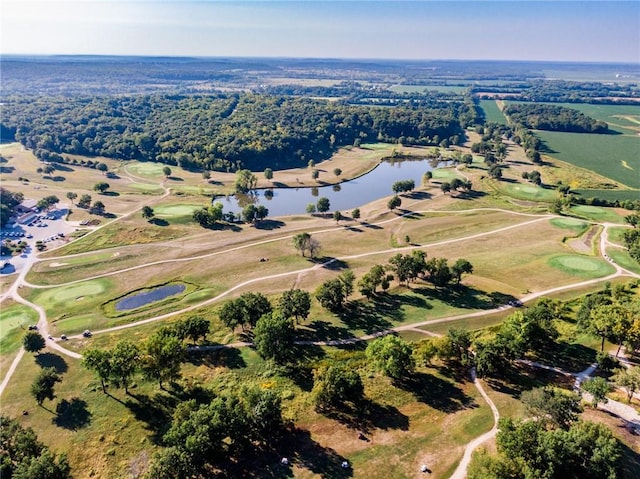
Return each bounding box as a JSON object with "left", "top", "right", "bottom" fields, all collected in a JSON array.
[
  {"left": 60, "top": 335, "right": 68, "bottom": 340},
  {"left": 83, "top": 330, "right": 92, "bottom": 338}
]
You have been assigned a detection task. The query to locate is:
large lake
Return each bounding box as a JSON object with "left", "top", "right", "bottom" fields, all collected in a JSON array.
[{"left": 217, "top": 158, "right": 442, "bottom": 217}]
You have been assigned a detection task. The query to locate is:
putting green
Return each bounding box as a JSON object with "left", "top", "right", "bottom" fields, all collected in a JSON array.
[
  {"left": 550, "top": 218, "right": 589, "bottom": 230},
  {"left": 548, "top": 254, "right": 615, "bottom": 278},
  {"left": 50, "top": 280, "right": 108, "bottom": 303},
  {"left": 0, "top": 304, "right": 38, "bottom": 353},
  {"left": 432, "top": 168, "right": 463, "bottom": 181},
  {"left": 154, "top": 204, "right": 201, "bottom": 217},
  {"left": 570, "top": 205, "right": 626, "bottom": 223},
  {"left": 501, "top": 183, "right": 556, "bottom": 201},
  {"left": 126, "top": 162, "right": 166, "bottom": 177}
]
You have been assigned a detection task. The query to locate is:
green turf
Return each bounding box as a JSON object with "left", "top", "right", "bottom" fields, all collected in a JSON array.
[
  {"left": 569, "top": 205, "right": 627, "bottom": 224},
  {"left": 125, "top": 163, "right": 166, "bottom": 177},
  {"left": 607, "top": 226, "right": 630, "bottom": 245},
  {"left": 549, "top": 217, "right": 590, "bottom": 233},
  {"left": 547, "top": 254, "right": 615, "bottom": 278},
  {"left": 128, "top": 182, "right": 163, "bottom": 193},
  {"left": 153, "top": 203, "right": 201, "bottom": 217},
  {"left": 606, "top": 248, "right": 640, "bottom": 275},
  {"left": 536, "top": 130, "right": 640, "bottom": 189},
  {"left": 431, "top": 168, "right": 465, "bottom": 181},
  {"left": 498, "top": 183, "right": 557, "bottom": 202},
  {"left": 539, "top": 103, "right": 640, "bottom": 135},
  {"left": 0, "top": 304, "right": 39, "bottom": 354},
  {"left": 479, "top": 100, "right": 508, "bottom": 124}
]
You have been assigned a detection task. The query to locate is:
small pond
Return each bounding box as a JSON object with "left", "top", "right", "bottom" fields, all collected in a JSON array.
[
  {"left": 217, "top": 157, "right": 447, "bottom": 217},
  {"left": 115, "top": 284, "right": 186, "bottom": 311}
]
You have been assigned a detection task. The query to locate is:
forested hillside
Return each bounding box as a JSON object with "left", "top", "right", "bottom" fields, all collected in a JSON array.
[{"left": 0, "top": 93, "right": 472, "bottom": 171}]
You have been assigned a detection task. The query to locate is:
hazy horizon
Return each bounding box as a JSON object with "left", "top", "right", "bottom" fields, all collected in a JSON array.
[{"left": 2, "top": 1, "right": 639, "bottom": 63}]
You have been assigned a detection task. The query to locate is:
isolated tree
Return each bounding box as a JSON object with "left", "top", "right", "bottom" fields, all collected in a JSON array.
[
  {"left": 65, "top": 192, "right": 77, "bottom": 204},
  {"left": 521, "top": 386, "right": 582, "bottom": 429},
  {"left": 162, "top": 166, "right": 172, "bottom": 178},
  {"left": 141, "top": 333, "right": 185, "bottom": 389},
  {"left": 263, "top": 168, "right": 273, "bottom": 181},
  {"left": 488, "top": 165, "right": 502, "bottom": 179},
  {"left": 292, "top": 232, "right": 320, "bottom": 257},
  {"left": 23, "top": 331, "right": 45, "bottom": 355},
  {"left": 234, "top": 169, "right": 257, "bottom": 193},
  {"left": 31, "top": 367, "right": 61, "bottom": 406},
  {"left": 339, "top": 269, "right": 356, "bottom": 299},
  {"left": 83, "top": 348, "right": 113, "bottom": 393},
  {"left": 202, "top": 170, "right": 211, "bottom": 180},
  {"left": 278, "top": 289, "right": 311, "bottom": 324},
  {"left": 141, "top": 205, "right": 155, "bottom": 221},
  {"left": 308, "top": 160, "right": 315, "bottom": 169},
  {"left": 90, "top": 200, "right": 105, "bottom": 215},
  {"left": 255, "top": 205, "right": 269, "bottom": 222},
  {"left": 93, "top": 182, "right": 110, "bottom": 194},
  {"left": 451, "top": 258, "right": 473, "bottom": 285},
  {"left": 311, "top": 169, "right": 319, "bottom": 181},
  {"left": 219, "top": 298, "right": 245, "bottom": 332},
  {"left": 422, "top": 171, "right": 433, "bottom": 184},
  {"left": 43, "top": 165, "right": 55, "bottom": 176},
  {"left": 333, "top": 210, "right": 343, "bottom": 224},
  {"left": 387, "top": 195, "right": 401, "bottom": 210},
  {"left": 241, "top": 204, "right": 257, "bottom": 223},
  {"left": 366, "top": 335, "right": 415, "bottom": 380},
  {"left": 110, "top": 340, "right": 140, "bottom": 394},
  {"left": 351, "top": 207, "right": 360, "bottom": 220},
  {"left": 315, "top": 278, "right": 346, "bottom": 313},
  {"left": 313, "top": 363, "right": 364, "bottom": 410},
  {"left": 183, "top": 316, "right": 210, "bottom": 344},
  {"left": 306, "top": 203, "right": 316, "bottom": 214},
  {"left": 358, "top": 264, "right": 389, "bottom": 298},
  {"left": 333, "top": 168, "right": 342, "bottom": 177},
  {"left": 96, "top": 162, "right": 108, "bottom": 174},
  {"left": 613, "top": 367, "right": 640, "bottom": 403},
  {"left": 316, "top": 196, "right": 330, "bottom": 214},
  {"left": 253, "top": 312, "right": 295, "bottom": 364},
  {"left": 77, "top": 194, "right": 92, "bottom": 209},
  {"left": 582, "top": 377, "right": 610, "bottom": 407}
]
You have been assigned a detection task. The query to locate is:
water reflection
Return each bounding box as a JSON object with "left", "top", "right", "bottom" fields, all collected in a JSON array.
[{"left": 218, "top": 158, "right": 449, "bottom": 217}]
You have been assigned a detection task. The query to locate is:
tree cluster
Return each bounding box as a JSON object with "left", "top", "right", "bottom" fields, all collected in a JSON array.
[
  {"left": 504, "top": 103, "right": 609, "bottom": 134},
  {"left": 0, "top": 415, "right": 71, "bottom": 479}
]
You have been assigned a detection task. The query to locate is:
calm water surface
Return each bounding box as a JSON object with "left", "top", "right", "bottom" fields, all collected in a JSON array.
[
  {"left": 218, "top": 158, "right": 443, "bottom": 217},
  {"left": 115, "top": 284, "right": 186, "bottom": 311}
]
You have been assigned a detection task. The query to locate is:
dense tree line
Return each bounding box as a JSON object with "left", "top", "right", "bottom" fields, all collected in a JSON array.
[
  {"left": 1, "top": 92, "right": 466, "bottom": 172},
  {"left": 0, "top": 415, "right": 71, "bottom": 479},
  {"left": 503, "top": 103, "right": 609, "bottom": 133},
  {"left": 0, "top": 187, "right": 24, "bottom": 227}
]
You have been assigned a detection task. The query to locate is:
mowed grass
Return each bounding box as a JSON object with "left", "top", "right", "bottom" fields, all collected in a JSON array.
[
  {"left": 547, "top": 254, "right": 615, "bottom": 278},
  {"left": 480, "top": 99, "right": 508, "bottom": 124},
  {"left": 496, "top": 182, "right": 557, "bottom": 202},
  {"left": 536, "top": 129, "right": 640, "bottom": 189},
  {"left": 0, "top": 302, "right": 38, "bottom": 354},
  {"left": 569, "top": 205, "right": 628, "bottom": 224},
  {"left": 572, "top": 188, "right": 640, "bottom": 202},
  {"left": 549, "top": 217, "right": 590, "bottom": 234},
  {"left": 607, "top": 248, "right": 640, "bottom": 275}
]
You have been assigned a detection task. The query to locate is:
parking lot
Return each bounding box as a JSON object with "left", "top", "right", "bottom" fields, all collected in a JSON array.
[{"left": 0, "top": 207, "right": 78, "bottom": 275}]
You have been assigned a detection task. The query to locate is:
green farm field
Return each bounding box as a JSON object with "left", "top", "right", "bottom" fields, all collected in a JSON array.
[
  {"left": 479, "top": 99, "right": 508, "bottom": 124},
  {"left": 536, "top": 129, "right": 640, "bottom": 189}
]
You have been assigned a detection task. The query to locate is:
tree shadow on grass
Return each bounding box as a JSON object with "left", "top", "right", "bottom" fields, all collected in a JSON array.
[
  {"left": 224, "top": 426, "right": 352, "bottom": 479},
  {"left": 185, "top": 347, "right": 247, "bottom": 369},
  {"left": 337, "top": 300, "right": 395, "bottom": 334},
  {"left": 456, "top": 190, "right": 488, "bottom": 200},
  {"left": 529, "top": 341, "right": 596, "bottom": 374},
  {"left": 313, "top": 257, "right": 348, "bottom": 270},
  {"left": 149, "top": 218, "right": 169, "bottom": 226},
  {"left": 101, "top": 191, "right": 120, "bottom": 197},
  {"left": 255, "top": 219, "right": 286, "bottom": 230},
  {"left": 484, "top": 362, "right": 574, "bottom": 399},
  {"left": 53, "top": 397, "right": 91, "bottom": 430},
  {"left": 397, "top": 371, "right": 476, "bottom": 413},
  {"left": 35, "top": 352, "right": 68, "bottom": 373},
  {"left": 124, "top": 391, "right": 180, "bottom": 443},
  {"left": 319, "top": 399, "right": 409, "bottom": 434},
  {"left": 296, "top": 319, "right": 357, "bottom": 343},
  {"left": 418, "top": 285, "right": 497, "bottom": 310}
]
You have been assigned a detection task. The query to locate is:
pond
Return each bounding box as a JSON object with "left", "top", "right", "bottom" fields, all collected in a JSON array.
[
  {"left": 115, "top": 284, "right": 186, "bottom": 311},
  {"left": 217, "top": 158, "right": 445, "bottom": 217}
]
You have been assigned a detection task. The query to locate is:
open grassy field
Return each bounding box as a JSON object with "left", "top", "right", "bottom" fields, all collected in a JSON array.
[
  {"left": 479, "top": 99, "right": 508, "bottom": 124},
  {"left": 536, "top": 130, "right": 640, "bottom": 189}
]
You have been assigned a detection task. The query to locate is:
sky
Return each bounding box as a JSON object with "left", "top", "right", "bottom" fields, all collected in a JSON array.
[{"left": 1, "top": 1, "right": 639, "bottom": 62}]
